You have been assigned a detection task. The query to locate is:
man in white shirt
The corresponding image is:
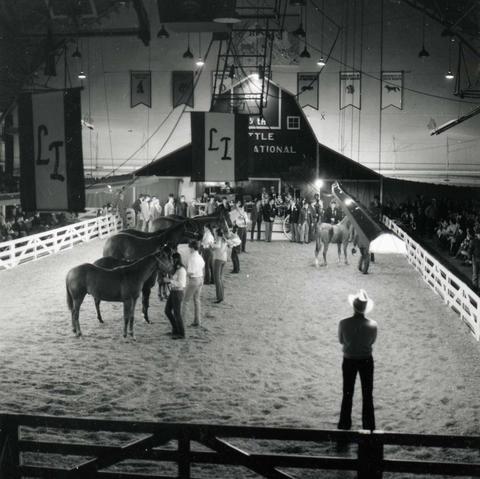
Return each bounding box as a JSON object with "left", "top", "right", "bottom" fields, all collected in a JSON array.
[
  {"left": 181, "top": 240, "right": 205, "bottom": 327},
  {"left": 139, "top": 195, "right": 151, "bottom": 232},
  {"left": 164, "top": 194, "right": 175, "bottom": 217}
]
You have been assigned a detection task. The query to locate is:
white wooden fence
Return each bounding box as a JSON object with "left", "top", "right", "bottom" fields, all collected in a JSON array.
[
  {"left": 383, "top": 216, "right": 480, "bottom": 341},
  {"left": 0, "top": 214, "right": 122, "bottom": 271}
]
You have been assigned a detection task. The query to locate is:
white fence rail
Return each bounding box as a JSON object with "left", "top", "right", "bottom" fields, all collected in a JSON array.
[
  {"left": 383, "top": 216, "right": 480, "bottom": 341},
  {"left": 0, "top": 214, "right": 122, "bottom": 271}
]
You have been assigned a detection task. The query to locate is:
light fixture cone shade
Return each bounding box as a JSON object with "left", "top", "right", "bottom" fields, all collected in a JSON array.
[
  {"left": 317, "top": 57, "right": 326, "bottom": 66},
  {"left": 290, "top": 0, "right": 306, "bottom": 5},
  {"left": 213, "top": 0, "right": 241, "bottom": 23},
  {"left": 418, "top": 46, "right": 429, "bottom": 58},
  {"left": 196, "top": 57, "right": 204, "bottom": 66},
  {"left": 78, "top": 71, "right": 87, "bottom": 79},
  {"left": 293, "top": 23, "right": 306, "bottom": 37},
  {"left": 72, "top": 48, "right": 82, "bottom": 59},
  {"left": 157, "top": 24, "right": 169, "bottom": 38},
  {"left": 299, "top": 46, "right": 310, "bottom": 58},
  {"left": 369, "top": 233, "right": 406, "bottom": 255},
  {"left": 445, "top": 70, "right": 454, "bottom": 79},
  {"left": 183, "top": 47, "right": 194, "bottom": 58}
]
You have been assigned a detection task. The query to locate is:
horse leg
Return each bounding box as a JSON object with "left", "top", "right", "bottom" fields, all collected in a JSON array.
[
  {"left": 142, "top": 286, "right": 151, "bottom": 324},
  {"left": 314, "top": 238, "right": 321, "bottom": 267},
  {"left": 123, "top": 300, "right": 131, "bottom": 339},
  {"left": 73, "top": 297, "right": 84, "bottom": 337},
  {"left": 343, "top": 241, "right": 349, "bottom": 265},
  {"left": 129, "top": 298, "right": 138, "bottom": 340},
  {"left": 323, "top": 242, "right": 328, "bottom": 266},
  {"left": 337, "top": 243, "right": 342, "bottom": 263},
  {"left": 94, "top": 298, "right": 104, "bottom": 323}
]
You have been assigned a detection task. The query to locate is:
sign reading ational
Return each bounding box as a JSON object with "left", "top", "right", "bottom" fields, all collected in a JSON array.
[
  {"left": 339, "top": 71, "right": 361, "bottom": 110},
  {"left": 297, "top": 72, "right": 319, "bottom": 109},
  {"left": 18, "top": 89, "right": 85, "bottom": 211},
  {"left": 191, "top": 112, "right": 249, "bottom": 182},
  {"left": 381, "top": 71, "right": 404, "bottom": 110},
  {"left": 131, "top": 70, "right": 152, "bottom": 108}
]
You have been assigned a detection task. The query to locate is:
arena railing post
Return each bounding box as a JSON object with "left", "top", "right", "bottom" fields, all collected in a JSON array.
[
  {"left": 178, "top": 428, "right": 191, "bottom": 479},
  {"left": 357, "top": 430, "right": 383, "bottom": 479},
  {"left": 0, "top": 417, "right": 20, "bottom": 479}
]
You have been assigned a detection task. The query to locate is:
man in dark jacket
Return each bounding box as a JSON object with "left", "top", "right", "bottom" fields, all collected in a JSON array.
[{"left": 323, "top": 199, "right": 343, "bottom": 224}]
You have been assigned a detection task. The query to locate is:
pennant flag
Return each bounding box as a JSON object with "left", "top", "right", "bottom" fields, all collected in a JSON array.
[
  {"left": 131, "top": 71, "right": 152, "bottom": 108},
  {"left": 381, "top": 71, "right": 403, "bottom": 110},
  {"left": 339, "top": 71, "right": 361, "bottom": 110},
  {"left": 297, "top": 72, "right": 319, "bottom": 109},
  {"left": 191, "top": 112, "right": 249, "bottom": 182},
  {"left": 172, "top": 71, "right": 194, "bottom": 108},
  {"left": 18, "top": 89, "right": 85, "bottom": 212}
]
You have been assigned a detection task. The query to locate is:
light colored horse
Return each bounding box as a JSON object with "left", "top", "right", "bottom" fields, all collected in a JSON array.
[{"left": 314, "top": 217, "right": 355, "bottom": 267}]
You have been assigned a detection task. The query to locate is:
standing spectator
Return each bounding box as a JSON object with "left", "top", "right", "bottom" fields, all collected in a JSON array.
[
  {"left": 176, "top": 195, "right": 188, "bottom": 217},
  {"left": 164, "top": 194, "right": 175, "bottom": 217},
  {"left": 201, "top": 224, "right": 215, "bottom": 285},
  {"left": 230, "top": 200, "right": 250, "bottom": 252},
  {"left": 338, "top": 290, "right": 377, "bottom": 431},
  {"left": 227, "top": 227, "right": 241, "bottom": 273},
  {"left": 187, "top": 199, "right": 198, "bottom": 218},
  {"left": 469, "top": 226, "right": 480, "bottom": 291},
  {"left": 181, "top": 240, "right": 205, "bottom": 327},
  {"left": 263, "top": 197, "right": 276, "bottom": 242},
  {"left": 212, "top": 228, "right": 228, "bottom": 303},
  {"left": 250, "top": 198, "right": 263, "bottom": 241},
  {"left": 148, "top": 197, "right": 162, "bottom": 232},
  {"left": 289, "top": 199, "right": 300, "bottom": 243},
  {"left": 298, "top": 200, "right": 311, "bottom": 244},
  {"left": 132, "top": 194, "right": 144, "bottom": 229},
  {"left": 139, "top": 195, "right": 151, "bottom": 232},
  {"left": 206, "top": 196, "right": 216, "bottom": 215},
  {"left": 323, "top": 199, "right": 343, "bottom": 225},
  {"left": 216, "top": 197, "right": 231, "bottom": 223},
  {"left": 163, "top": 252, "right": 186, "bottom": 339}
]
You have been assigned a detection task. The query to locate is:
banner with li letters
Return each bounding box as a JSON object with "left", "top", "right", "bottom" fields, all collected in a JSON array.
[
  {"left": 297, "top": 73, "right": 319, "bottom": 109},
  {"left": 172, "top": 71, "right": 194, "bottom": 108},
  {"left": 381, "top": 71, "right": 403, "bottom": 110},
  {"left": 191, "top": 112, "right": 249, "bottom": 182},
  {"left": 18, "top": 88, "right": 85, "bottom": 211},
  {"left": 131, "top": 70, "right": 152, "bottom": 108},
  {"left": 339, "top": 71, "right": 361, "bottom": 110}
]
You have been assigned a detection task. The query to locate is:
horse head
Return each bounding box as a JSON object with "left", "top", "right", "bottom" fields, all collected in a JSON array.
[{"left": 154, "top": 246, "right": 175, "bottom": 274}]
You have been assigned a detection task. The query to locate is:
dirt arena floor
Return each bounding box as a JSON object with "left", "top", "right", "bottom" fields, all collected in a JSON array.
[{"left": 1, "top": 237, "right": 479, "bottom": 477}]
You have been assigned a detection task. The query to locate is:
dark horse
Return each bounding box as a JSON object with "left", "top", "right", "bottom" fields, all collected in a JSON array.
[
  {"left": 103, "top": 220, "right": 199, "bottom": 261},
  {"left": 93, "top": 256, "right": 157, "bottom": 324},
  {"left": 66, "top": 248, "right": 173, "bottom": 339},
  {"left": 314, "top": 217, "right": 355, "bottom": 266},
  {"left": 123, "top": 215, "right": 184, "bottom": 237}
]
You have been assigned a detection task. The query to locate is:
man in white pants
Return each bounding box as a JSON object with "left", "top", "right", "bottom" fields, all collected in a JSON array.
[{"left": 181, "top": 240, "right": 205, "bottom": 327}]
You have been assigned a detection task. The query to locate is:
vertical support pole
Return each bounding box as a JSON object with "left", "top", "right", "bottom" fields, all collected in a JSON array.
[
  {"left": 316, "top": 141, "right": 320, "bottom": 180},
  {"left": 178, "top": 430, "right": 191, "bottom": 479},
  {"left": 357, "top": 430, "right": 383, "bottom": 479},
  {"left": 0, "top": 419, "right": 21, "bottom": 479}
]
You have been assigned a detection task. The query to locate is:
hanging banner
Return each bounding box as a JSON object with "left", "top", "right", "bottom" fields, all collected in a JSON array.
[
  {"left": 297, "top": 72, "right": 319, "bottom": 109},
  {"left": 339, "top": 71, "right": 361, "bottom": 110},
  {"left": 18, "top": 89, "right": 85, "bottom": 212},
  {"left": 381, "top": 71, "right": 403, "bottom": 110},
  {"left": 191, "top": 112, "right": 249, "bottom": 182},
  {"left": 130, "top": 70, "right": 152, "bottom": 108},
  {"left": 172, "top": 71, "right": 194, "bottom": 108}
]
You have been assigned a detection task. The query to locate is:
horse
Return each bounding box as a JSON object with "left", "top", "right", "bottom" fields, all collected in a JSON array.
[
  {"left": 92, "top": 256, "right": 157, "bottom": 324},
  {"left": 103, "top": 221, "right": 199, "bottom": 261},
  {"left": 66, "top": 248, "right": 173, "bottom": 339},
  {"left": 314, "top": 217, "right": 355, "bottom": 267}
]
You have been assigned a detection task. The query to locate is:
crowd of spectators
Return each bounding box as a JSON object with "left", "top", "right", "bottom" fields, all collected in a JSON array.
[{"left": 0, "top": 206, "right": 77, "bottom": 243}]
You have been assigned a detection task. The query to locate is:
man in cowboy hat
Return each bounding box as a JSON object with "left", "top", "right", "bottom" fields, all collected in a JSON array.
[{"left": 337, "top": 289, "right": 377, "bottom": 431}]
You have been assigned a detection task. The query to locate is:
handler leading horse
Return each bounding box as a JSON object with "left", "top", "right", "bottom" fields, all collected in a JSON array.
[
  {"left": 314, "top": 217, "right": 355, "bottom": 267},
  {"left": 66, "top": 248, "right": 173, "bottom": 339}
]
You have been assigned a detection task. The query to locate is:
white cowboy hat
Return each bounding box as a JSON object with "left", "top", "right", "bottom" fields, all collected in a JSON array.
[{"left": 348, "top": 289, "right": 374, "bottom": 314}]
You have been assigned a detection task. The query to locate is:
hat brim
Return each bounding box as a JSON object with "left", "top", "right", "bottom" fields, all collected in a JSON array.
[{"left": 348, "top": 294, "right": 374, "bottom": 314}]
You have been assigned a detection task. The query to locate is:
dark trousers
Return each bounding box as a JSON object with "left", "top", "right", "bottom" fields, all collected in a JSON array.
[
  {"left": 338, "top": 356, "right": 375, "bottom": 430},
  {"left": 202, "top": 248, "right": 214, "bottom": 284},
  {"left": 164, "top": 290, "right": 185, "bottom": 337},
  {"left": 231, "top": 246, "right": 240, "bottom": 272},
  {"left": 237, "top": 227, "right": 247, "bottom": 252},
  {"left": 265, "top": 221, "right": 273, "bottom": 242},
  {"left": 213, "top": 259, "right": 226, "bottom": 301},
  {"left": 253, "top": 219, "right": 262, "bottom": 240}
]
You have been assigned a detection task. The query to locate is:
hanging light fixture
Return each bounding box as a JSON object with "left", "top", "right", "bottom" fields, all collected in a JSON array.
[
  {"left": 213, "top": 0, "right": 241, "bottom": 23},
  {"left": 78, "top": 71, "right": 87, "bottom": 80},
  {"left": 290, "top": 0, "right": 306, "bottom": 5},
  {"left": 196, "top": 32, "right": 204, "bottom": 67},
  {"left": 317, "top": 1, "right": 326, "bottom": 67},
  {"left": 157, "top": 24, "right": 169, "bottom": 39},
  {"left": 293, "top": 7, "right": 306, "bottom": 37},
  {"left": 445, "top": 70, "right": 454, "bottom": 80},
  {"left": 299, "top": 6, "right": 310, "bottom": 58},
  {"left": 72, "top": 40, "right": 82, "bottom": 59},
  {"left": 182, "top": 33, "right": 194, "bottom": 59},
  {"left": 317, "top": 56, "right": 326, "bottom": 67},
  {"left": 445, "top": 37, "right": 455, "bottom": 79},
  {"left": 418, "top": 14, "right": 429, "bottom": 58}
]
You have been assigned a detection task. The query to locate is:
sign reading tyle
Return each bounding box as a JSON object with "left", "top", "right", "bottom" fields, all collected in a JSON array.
[
  {"left": 18, "top": 88, "right": 85, "bottom": 212},
  {"left": 191, "top": 112, "right": 249, "bottom": 182}
]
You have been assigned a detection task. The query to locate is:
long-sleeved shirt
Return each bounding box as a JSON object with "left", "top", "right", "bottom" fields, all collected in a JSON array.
[
  {"left": 170, "top": 266, "right": 186, "bottom": 290},
  {"left": 164, "top": 201, "right": 175, "bottom": 217},
  {"left": 230, "top": 208, "right": 250, "bottom": 228},
  {"left": 186, "top": 251, "right": 205, "bottom": 278},
  {"left": 212, "top": 237, "right": 228, "bottom": 261},
  {"left": 201, "top": 229, "right": 215, "bottom": 249}
]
